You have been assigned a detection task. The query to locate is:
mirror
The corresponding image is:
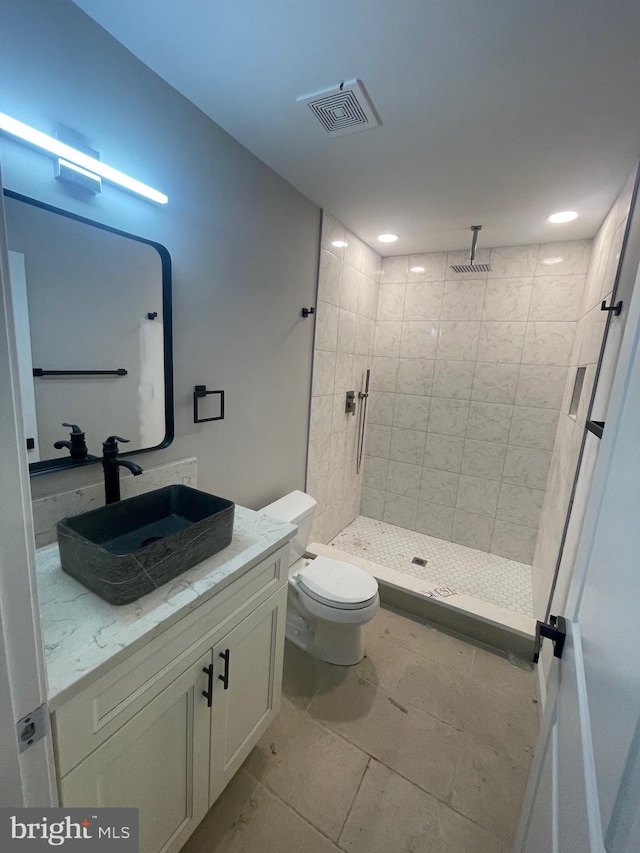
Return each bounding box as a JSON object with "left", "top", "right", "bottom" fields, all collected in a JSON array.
[{"left": 3, "top": 190, "right": 173, "bottom": 476}]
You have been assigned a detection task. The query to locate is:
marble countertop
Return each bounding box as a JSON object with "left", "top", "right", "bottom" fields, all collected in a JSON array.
[{"left": 37, "top": 506, "right": 295, "bottom": 709}]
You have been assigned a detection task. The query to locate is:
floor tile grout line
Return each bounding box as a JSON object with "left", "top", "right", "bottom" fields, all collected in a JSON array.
[
  {"left": 335, "top": 755, "right": 371, "bottom": 846},
  {"left": 242, "top": 766, "right": 346, "bottom": 849}
]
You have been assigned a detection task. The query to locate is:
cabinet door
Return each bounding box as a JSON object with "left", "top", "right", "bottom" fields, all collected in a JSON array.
[
  {"left": 60, "top": 650, "right": 212, "bottom": 853},
  {"left": 209, "top": 586, "right": 287, "bottom": 804}
]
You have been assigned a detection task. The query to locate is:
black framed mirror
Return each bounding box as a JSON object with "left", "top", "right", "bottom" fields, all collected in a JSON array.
[{"left": 3, "top": 190, "right": 174, "bottom": 476}]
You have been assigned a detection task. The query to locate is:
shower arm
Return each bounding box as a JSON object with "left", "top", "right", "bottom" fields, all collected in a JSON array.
[{"left": 469, "top": 225, "right": 482, "bottom": 265}]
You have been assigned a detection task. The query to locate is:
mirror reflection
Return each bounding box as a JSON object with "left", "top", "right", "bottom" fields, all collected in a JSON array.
[{"left": 4, "top": 192, "right": 173, "bottom": 474}]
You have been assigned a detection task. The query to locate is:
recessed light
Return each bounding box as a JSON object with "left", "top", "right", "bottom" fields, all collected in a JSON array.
[
  {"left": 410, "top": 266, "right": 425, "bottom": 273},
  {"left": 378, "top": 233, "right": 399, "bottom": 243},
  {"left": 331, "top": 240, "right": 349, "bottom": 248},
  {"left": 548, "top": 211, "right": 578, "bottom": 223},
  {"left": 542, "top": 257, "right": 563, "bottom": 265}
]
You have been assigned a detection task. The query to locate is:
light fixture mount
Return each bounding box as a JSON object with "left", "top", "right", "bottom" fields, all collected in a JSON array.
[{"left": 0, "top": 112, "right": 168, "bottom": 204}]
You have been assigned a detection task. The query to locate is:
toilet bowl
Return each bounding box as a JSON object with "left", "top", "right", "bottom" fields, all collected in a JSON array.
[{"left": 261, "top": 491, "right": 379, "bottom": 665}]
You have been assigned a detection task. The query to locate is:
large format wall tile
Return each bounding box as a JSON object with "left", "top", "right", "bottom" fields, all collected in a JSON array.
[
  {"left": 483, "top": 278, "right": 533, "bottom": 322},
  {"left": 356, "top": 238, "right": 592, "bottom": 565},
  {"left": 432, "top": 360, "right": 475, "bottom": 399}
]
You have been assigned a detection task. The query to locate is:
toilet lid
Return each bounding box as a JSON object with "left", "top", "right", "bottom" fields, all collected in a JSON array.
[{"left": 297, "top": 556, "right": 378, "bottom": 608}]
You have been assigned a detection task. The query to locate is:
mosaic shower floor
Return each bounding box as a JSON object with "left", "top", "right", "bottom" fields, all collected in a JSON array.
[{"left": 330, "top": 515, "right": 534, "bottom": 617}]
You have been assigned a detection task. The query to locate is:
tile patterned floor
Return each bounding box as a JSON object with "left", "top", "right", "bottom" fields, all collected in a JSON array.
[
  {"left": 330, "top": 515, "right": 534, "bottom": 616},
  {"left": 181, "top": 606, "right": 539, "bottom": 853}
]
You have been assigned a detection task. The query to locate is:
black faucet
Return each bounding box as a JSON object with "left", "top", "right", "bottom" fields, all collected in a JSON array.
[
  {"left": 102, "top": 435, "right": 143, "bottom": 504},
  {"left": 54, "top": 423, "right": 89, "bottom": 460}
]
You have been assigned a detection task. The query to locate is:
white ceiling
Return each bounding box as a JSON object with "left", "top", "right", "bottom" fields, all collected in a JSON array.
[{"left": 72, "top": 0, "right": 640, "bottom": 255}]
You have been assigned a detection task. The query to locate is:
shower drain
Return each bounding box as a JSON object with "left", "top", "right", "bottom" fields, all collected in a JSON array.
[{"left": 412, "top": 557, "right": 428, "bottom": 567}]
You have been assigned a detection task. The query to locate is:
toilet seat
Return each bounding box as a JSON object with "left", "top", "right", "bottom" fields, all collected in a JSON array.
[{"left": 296, "top": 556, "right": 378, "bottom": 610}]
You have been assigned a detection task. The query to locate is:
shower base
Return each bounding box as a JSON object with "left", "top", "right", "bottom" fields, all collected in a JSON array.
[{"left": 312, "top": 515, "right": 536, "bottom": 656}]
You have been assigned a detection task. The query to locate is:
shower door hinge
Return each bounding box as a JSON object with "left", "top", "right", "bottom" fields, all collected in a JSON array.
[
  {"left": 16, "top": 703, "right": 49, "bottom": 753},
  {"left": 533, "top": 615, "right": 566, "bottom": 664}
]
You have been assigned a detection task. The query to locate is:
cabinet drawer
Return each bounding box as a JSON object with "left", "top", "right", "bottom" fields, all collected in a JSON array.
[{"left": 53, "top": 543, "right": 288, "bottom": 777}]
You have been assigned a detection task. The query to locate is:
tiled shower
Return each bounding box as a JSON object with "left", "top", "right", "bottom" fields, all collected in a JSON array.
[{"left": 307, "top": 170, "right": 635, "bottom": 623}]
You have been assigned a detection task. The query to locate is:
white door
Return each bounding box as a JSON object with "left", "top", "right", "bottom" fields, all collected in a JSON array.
[
  {"left": 60, "top": 649, "right": 212, "bottom": 853},
  {"left": 0, "top": 167, "right": 56, "bottom": 806},
  {"left": 209, "top": 588, "right": 287, "bottom": 804},
  {"left": 8, "top": 251, "right": 40, "bottom": 462},
  {"left": 515, "top": 262, "right": 640, "bottom": 852}
]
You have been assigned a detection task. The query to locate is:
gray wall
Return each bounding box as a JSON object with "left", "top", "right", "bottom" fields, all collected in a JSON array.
[{"left": 0, "top": 0, "right": 320, "bottom": 509}]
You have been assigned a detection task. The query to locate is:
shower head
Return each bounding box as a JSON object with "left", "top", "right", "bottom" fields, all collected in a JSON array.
[{"left": 449, "top": 225, "right": 492, "bottom": 274}]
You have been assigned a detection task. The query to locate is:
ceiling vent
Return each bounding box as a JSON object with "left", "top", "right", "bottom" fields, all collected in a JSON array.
[{"left": 297, "top": 79, "right": 381, "bottom": 137}]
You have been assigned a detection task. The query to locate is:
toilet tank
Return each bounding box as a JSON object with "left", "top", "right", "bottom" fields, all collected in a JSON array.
[{"left": 261, "top": 490, "right": 316, "bottom": 566}]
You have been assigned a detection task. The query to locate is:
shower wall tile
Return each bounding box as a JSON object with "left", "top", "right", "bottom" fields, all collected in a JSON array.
[
  {"left": 407, "top": 252, "right": 447, "bottom": 281},
  {"left": 466, "top": 401, "right": 513, "bottom": 444},
  {"left": 452, "top": 509, "right": 494, "bottom": 551},
  {"left": 441, "top": 280, "right": 486, "bottom": 321},
  {"left": 428, "top": 397, "right": 470, "bottom": 437},
  {"left": 472, "top": 362, "right": 520, "bottom": 404},
  {"left": 403, "top": 281, "right": 444, "bottom": 321},
  {"left": 374, "top": 321, "right": 403, "bottom": 357},
  {"left": 491, "top": 520, "right": 537, "bottom": 564},
  {"left": 308, "top": 214, "right": 383, "bottom": 543},
  {"left": 340, "top": 263, "right": 361, "bottom": 313},
  {"left": 496, "top": 483, "right": 545, "bottom": 528},
  {"left": 365, "top": 423, "right": 393, "bottom": 458},
  {"left": 337, "top": 308, "right": 358, "bottom": 352},
  {"left": 377, "top": 284, "right": 406, "bottom": 321},
  {"left": 535, "top": 240, "right": 591, "bottom": 277},
  {"left": 502, "top": 446, "right": 552, "bottom": 490},
  {"left": 488, "top": 245, "right": 538, "bottom": 278},
  {"left": 432, "top": 360, "right": 475, "bottom": 400},
  {"left": 318, "top": 249, "right": 342, "bottom": 305},
  {"left": 381, "top": 255, "right": 408, "bottom": 283},
  {"left": 334, "top": 352, "right": 354, "bottom": 393},
  {"left": 508, "top": 406, "right": 559, "bottom": 451},
  {"left": 312, "top": 350, "right": 336, "bottom": 396},
  {"left": 528, "top": 275, "right": 585, "bottom": 321},
  {"left": 515, "top": 364, "right": 567, "bottom": 409},
  {"left": 386, "top": 461, "right": 423, "bottom": 499},
  {"left": 477, "top": 322, "right": 526, "bottom": 363},
  {"left": 415, "top": 501, "right": 455, "bottom": 540},
  {"left": 456, "top": 475, "right": 500, "bottom": 517},
  {"left": 358, "top": 237, "right": 591, "bottom": 564},
  {"left": 383, "top": 493, "right": 418, "bottom": 529},
  {"left": 315, "top": 301, "right": 339, "bottom": 351},
  {"left": 361, "top": 487, "right": 385, "bottom": 520},
  {"left": 392, "top": 394, "right": 431, "bottom": 431},
  {"left": 420, "top": 468, "right": 460, "bottom": 507},
  {"left": 389, "top": 427, "right": 427, "bottom": 465},
  {"left": 371, "top": 356, "right": 399, "bottom": 391},
  {"left": 363, "top": 455, "right": 389, "bottom": 490},
  {"left": 396, "top": 358, "right": 435, "bottom": 395},
  {"left": 368, "top": 390, "right": 395, "bottom": 425},
  {"left": 423, "top": 434, "right": 465, "bottom": 473},
  {"left": 482, "top": 278, "right": 533, "bottom": 322},
  {"left": 400, "top": 321, "right": 439, "bottom": 358},
  {"left": 436, "top": 321, "right": 481, "bottom": 361},
  {"left": 522, "top": 322, "right": 576, "bottom": 365},
  {"left": 309, "top": 394, "right": 334, "bottom": 441},
  {"left": 461, "top": 438, "right": 507, "bottom": 481}
]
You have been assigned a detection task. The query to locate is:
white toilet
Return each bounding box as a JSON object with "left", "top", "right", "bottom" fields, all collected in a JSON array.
[{"left": 262, "top": 491, "right": 379, "bottom": 665}]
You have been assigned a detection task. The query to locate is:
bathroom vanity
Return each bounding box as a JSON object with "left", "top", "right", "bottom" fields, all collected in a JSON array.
[{"left": 36, "top": 507, "right": 295, "bottom": 853}]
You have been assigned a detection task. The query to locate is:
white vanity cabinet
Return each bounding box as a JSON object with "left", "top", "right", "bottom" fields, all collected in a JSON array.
[{"left": 51, "top": 543, "right": 290, "bottom": 853}]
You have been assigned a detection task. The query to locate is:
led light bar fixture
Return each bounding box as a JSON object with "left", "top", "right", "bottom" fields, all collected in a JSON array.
[{"left": 0, "top": 112, "right": 168, "bottom": 204}]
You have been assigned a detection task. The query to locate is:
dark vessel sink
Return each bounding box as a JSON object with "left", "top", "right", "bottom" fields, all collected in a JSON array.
[{"left": 57, "top": 485, "right": 235, "bottom": 605}]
